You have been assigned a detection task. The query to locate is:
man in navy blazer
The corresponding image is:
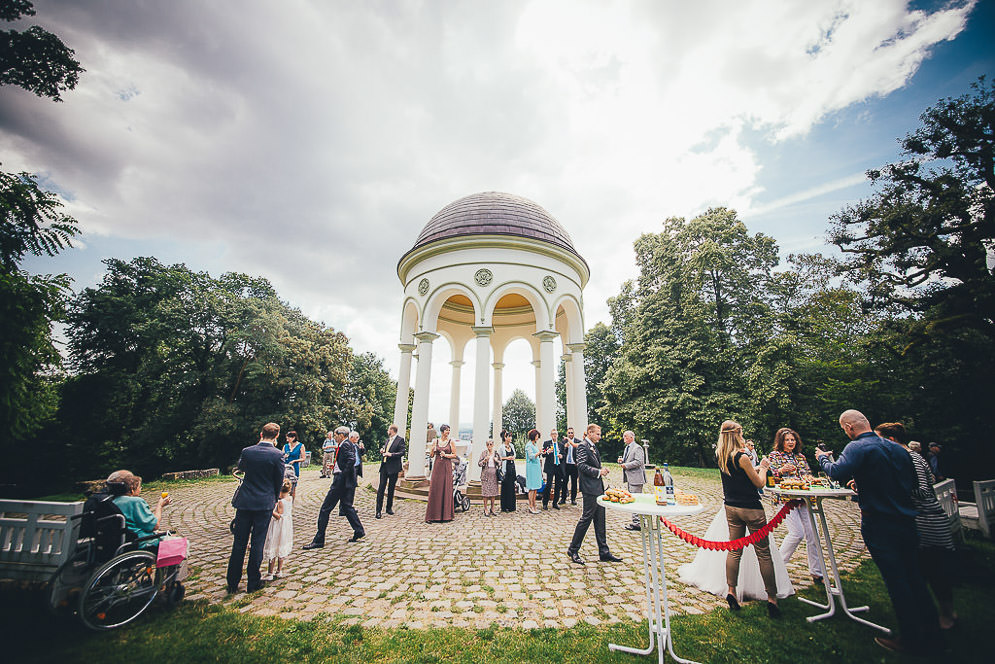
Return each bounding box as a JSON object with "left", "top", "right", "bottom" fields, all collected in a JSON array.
[
  {"left": 377, "top": 424, "right": 406, "bottom": 518},
  {"left": 567, "top": 424, "right": 622, "bottom": 565},
  {"left": 226, "top": 422, "right": 286, "bottom": 593},
  {"left": 304, "top": 426, "right": 366, "bottom": 547}
]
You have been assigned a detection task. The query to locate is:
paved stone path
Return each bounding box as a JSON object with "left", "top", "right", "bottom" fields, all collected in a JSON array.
[{"left": 162, "top": 466, "right": 869, "bottom": 628}]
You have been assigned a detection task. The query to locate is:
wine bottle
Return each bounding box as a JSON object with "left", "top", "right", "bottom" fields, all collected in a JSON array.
[{"left": 654, "top": 467, "right": 666, "bottom": 505}]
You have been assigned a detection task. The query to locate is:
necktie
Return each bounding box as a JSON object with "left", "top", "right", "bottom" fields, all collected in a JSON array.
[{"left": 553, "top": 440, "right": 559, "bottom": 465}]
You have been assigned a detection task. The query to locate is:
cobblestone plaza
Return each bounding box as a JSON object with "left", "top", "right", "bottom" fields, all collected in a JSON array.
[{"left": 168, "top": 465, "right": 868, "bottom": 628}]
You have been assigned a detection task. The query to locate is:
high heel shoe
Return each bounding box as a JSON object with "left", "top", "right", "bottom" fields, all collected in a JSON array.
[
  {"left": 726, "top": 594, "right": 741, "bottom": 611},
  {"left": 767, "top": 601, "right": 781, "bottom": 618}
]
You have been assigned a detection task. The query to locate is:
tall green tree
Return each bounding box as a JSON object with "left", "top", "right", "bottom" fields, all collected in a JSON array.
[
  {"left": 829, "top": 78, "right": 995, "bottom": 479},
  {"left": 501, "top": 388, "right": 535, "bottom": 437},
  {"left": 0, "top": 0, "right": 82, "bottom": 450},
  {"left": 1, "top": 0, "right": 84, "bottom": 101},
  {"left": 828, "top": 77, "right": 995, "bottom": 343},
  {"left": 57, "top": 257, "right": 355, "bottom": 479},
  {"left": 341, "top": 352, "right": 397, "bottom": 461},
  {"left": 580, "top": 321, "right": 619, "bottom": 429},
  {"left": 600, "top": 208, "right": 778, "bottom": 465}
]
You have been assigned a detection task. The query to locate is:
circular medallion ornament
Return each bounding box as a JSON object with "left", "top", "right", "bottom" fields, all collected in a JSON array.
[
  {"left": 417, "top": 278, "right": 430, "bottom": 296},
  {"left": 542, "top": 275, "right": 557, "bottom": 293},
  {"left": 474, "top": 268, "right": 493, "bottom": 287}
]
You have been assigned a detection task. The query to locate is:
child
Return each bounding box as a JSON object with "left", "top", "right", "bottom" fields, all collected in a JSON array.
[{"left": 261, "top": 480, "right": 294, "bottom": 581}]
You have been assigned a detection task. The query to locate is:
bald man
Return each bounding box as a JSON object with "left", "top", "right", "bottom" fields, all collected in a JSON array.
[{"left": 816, "top": 409, "right": 941, "bottom": 655}]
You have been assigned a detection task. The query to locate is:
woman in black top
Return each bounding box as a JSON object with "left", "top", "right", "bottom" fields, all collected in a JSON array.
[
  {"left": 716, "top": 420, "right": 779, "bottom": 617},
  {"left": 499, "top": 430, "right": 517, "bottom": 512}
]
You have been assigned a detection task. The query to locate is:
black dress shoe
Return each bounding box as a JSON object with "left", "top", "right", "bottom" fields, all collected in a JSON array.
[
  {"left": 386, "top": 509, "right": 394, "bottom": 515},
  {"left": 625, "top": 524, "right": 641, "bottom": 531},
  {"left": 376, "top": 512, "right": 382, "bottom": 519},
  {"left": 552, "top": 504, "right": 560, "bottom": 510},
  {"left": 247, "top": 581, "right": 266, "bottom": 592},
  {"left": 571, "top": 500, "right": 577, "bottom": 505},
  {"left": 349, "top": 532, "right": 365, "bottom": 542},
  {"left": 767, "top": 602, "right": 781, "bottom": 618},
  {"left": 226, "top": 585, "right": 239, "bottom": 594},
  {"left": 302, "top": 541, "right": 324, "bottom": 550},
  {"left": 568, "top": 551, "right": 585, "bottom": 565},
  {"left": 543, "top": 505, "right": 548, "bottom": 511},
  {"left": 726, "top": 594, "right": 740, "bottom": 611},
  {"left": 599, "top": 553, "right": 623, "bottom": 563}
]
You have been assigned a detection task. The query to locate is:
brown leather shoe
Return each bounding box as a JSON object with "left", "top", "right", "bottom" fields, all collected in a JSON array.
[{"left": 874, "top": 637, "right": 905, "bottom": 653}]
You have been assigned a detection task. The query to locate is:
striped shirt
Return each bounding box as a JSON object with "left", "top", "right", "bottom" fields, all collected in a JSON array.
[{"left": 907, "top": 449, "right": 954, "bottom": 550}]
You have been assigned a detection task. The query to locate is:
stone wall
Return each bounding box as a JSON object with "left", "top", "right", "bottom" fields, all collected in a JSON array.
[{"left": 160, "top": 468, "right": 220, "bottom": 481}]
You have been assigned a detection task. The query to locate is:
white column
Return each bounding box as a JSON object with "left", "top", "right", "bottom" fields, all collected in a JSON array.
[
  {"left": 563, "top": 352, "right": 575, "bottom": 431},
  {"left": 535, "top": 331, "right": 558, "bottom": 436},
  {"left": 407, "top": 331, "right": 438, "bottom": 479},
  {"left": 491, "top": 362, "right": 505, "bottom": 438},
  {"left": 532, "top": 359, "right": 542, "bottom": 430},
  {"left": 567, "top": 342, "right": 589, "bottom": 433},
  {"left": 469, "top": 327, "right": 492, "bottom": 481},
  {"left": 393, "top": 343, "right": 416, "bottom": 438},
  {"left": 448, "top": 360, "right": 464, "bottom": 434}
]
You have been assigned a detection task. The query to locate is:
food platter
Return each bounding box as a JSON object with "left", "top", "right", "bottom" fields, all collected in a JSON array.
[
  {"left": 766, "top": 486, "right": 855, "bottom": 499},
  {"left": 597, "top": 492, "right": 705, "bottom": 517}
]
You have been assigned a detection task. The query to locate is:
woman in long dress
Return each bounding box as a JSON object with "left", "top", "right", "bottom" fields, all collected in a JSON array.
[
  {"left": 678, "top": 421, "right": 793, "bottom": 615},
  {"left": 524, "top": 429, "right": 543, "bottom": 514},
  {"left": 425, "top": 424, "right": 456, "bottom": 523},
  {"left": 478, "top": 439, "right": 500, "bottom": 516},
  {"left": 499, "top": 430, "right": 517, "bottom": 513}
]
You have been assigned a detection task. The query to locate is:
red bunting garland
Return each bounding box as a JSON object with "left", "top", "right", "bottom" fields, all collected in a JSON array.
[{"left": 660, "top": 499, "right": 803, "bottom": 551}]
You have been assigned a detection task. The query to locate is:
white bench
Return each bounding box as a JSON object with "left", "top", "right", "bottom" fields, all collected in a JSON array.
[
  {"left": 933, "top": 479, "right": 964, "bottom": 543},
  {"left": 0, "top": 500, "right": 83, "bottom": 582},
  {"left": 959, "top": 479, "right": 995, "bottom": 540}
]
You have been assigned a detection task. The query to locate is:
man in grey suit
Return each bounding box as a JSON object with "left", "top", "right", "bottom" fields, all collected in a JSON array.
[
  {"left": 377, "top": 424, "right": 406, "bottom": 518},
  {"left": 567, "top": 424, "right": 622, "bottom": 565},
  {"left": 227, "top": 422, "right": 286, "bottom": 593},
  {"left": 617, "top": 430, "right": 646, "bottom": 531}
]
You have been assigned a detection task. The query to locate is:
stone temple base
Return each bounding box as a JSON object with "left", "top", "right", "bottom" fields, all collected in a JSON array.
[{"left": 374, "top": 476, "right": 528, "bottom": 501}]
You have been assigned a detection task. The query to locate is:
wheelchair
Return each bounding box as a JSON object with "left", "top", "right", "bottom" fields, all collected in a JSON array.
[{"left": 46, "top": 488, "right": 186, "bottom": 630}]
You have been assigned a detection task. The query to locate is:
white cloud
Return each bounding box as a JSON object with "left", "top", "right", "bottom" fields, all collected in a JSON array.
[{"left": 0, "top": 0, "right": 976, "bottom": 422}]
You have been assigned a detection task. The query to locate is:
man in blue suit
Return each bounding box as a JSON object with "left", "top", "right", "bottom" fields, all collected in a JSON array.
[{"left": 226, "top": 422, "right": 286, "bottom": 593}]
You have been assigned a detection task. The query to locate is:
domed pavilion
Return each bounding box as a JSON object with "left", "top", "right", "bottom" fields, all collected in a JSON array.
[{"left": 392, "top": 192, "right": 591, "bottom": 482}]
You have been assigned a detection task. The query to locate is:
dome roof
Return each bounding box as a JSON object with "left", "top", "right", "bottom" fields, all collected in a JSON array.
[{"left": 409, "top": 192, "right": 580, "bottom": 256}]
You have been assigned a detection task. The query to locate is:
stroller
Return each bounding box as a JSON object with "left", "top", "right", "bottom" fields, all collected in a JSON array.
[{"left": 453, "top": 455, "right": 471, "bottom": 512}]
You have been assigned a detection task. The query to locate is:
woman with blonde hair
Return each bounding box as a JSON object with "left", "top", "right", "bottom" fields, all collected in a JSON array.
[{"left": 678, "top": 421, "right": 793, "bottom": 614}]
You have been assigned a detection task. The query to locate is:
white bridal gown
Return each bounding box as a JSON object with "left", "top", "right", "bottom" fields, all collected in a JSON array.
[{"left": 677, "top": 505, "right": 795, "bottom": 602}]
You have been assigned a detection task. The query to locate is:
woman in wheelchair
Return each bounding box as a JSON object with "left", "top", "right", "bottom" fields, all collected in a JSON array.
[{"left": 106, "top": 470, "right": 171, "bottom": 548}]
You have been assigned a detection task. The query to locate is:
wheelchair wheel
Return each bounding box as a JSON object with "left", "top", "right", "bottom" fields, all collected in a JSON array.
[
  {"left": 47, "top": 548, "right": 91, "bottom": 615},
  {"left": 79, "top": 550, "right": 159, "bottom": 631}
]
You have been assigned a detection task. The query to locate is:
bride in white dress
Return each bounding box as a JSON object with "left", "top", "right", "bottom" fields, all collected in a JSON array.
[
  {"left": 678, "top": 423, "right": 794, "bottom": 605},
  {"left": 678, "top": 504, "right": 795, "bottom": 601}
]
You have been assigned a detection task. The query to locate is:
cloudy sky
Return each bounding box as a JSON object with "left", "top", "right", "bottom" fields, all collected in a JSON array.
[{"left": 5, "top": 0, "right": 993, "bottom": 427}]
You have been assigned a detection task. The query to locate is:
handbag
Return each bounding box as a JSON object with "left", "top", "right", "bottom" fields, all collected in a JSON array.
[{"left": 156, "top": 536, "right": 188, "bottom": 568}]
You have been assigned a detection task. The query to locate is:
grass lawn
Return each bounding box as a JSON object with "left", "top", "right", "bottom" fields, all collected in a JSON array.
[{"left": 4, "top": 538, "right": 991, "bottom": 663}]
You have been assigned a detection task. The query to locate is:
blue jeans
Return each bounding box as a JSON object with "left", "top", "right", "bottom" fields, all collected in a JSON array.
[{"left": 861, "top": 512, "right": 941, "bottom": 650}]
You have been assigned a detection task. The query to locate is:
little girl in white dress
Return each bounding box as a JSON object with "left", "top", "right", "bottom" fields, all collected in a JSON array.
[{"left": 262, "top": 481, "right": 294, "bottom": 581}]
